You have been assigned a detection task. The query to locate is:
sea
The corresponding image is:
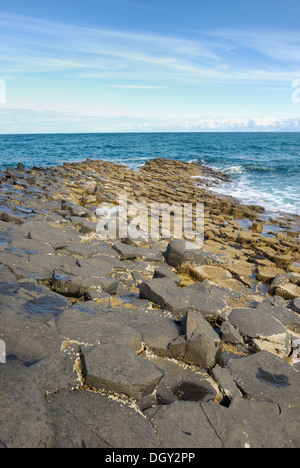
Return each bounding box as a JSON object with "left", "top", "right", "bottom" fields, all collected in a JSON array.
[{"left": 0, "top": 132, "right": 299, "bottom": 217}]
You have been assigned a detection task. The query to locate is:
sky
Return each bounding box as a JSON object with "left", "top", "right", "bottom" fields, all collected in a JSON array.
[{"left": 1, "top": 0, "right": 300, "bottom": 133}]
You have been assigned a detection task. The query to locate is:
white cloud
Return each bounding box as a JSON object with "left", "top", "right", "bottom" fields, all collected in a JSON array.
[{"left": 1, "top": 11, "right": 300, "bottom": 86}]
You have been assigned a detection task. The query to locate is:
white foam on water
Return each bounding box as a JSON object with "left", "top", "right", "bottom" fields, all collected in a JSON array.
[{"left": 203, "top": 174, "right": 300, "bottom": 216}]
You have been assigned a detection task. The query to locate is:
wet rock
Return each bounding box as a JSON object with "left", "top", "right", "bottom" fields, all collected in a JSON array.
[
  {"left": 227, "top": 350, "right": 300, "bottom": 409},
  {"left": 0, "top": 282, "right": 69, "bottom": 363},
  {"left": 148, "top": 354, "right": 218, "bottom": 405}
]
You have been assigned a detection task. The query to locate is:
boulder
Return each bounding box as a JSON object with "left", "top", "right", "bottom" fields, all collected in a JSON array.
[
  {"left": 227, "top": 307, "right": 291, "bottom": 358},
  {"left": 164, "top": 239, "right": 227, "bottom": 268},
  {"left": 227, "top": 350, "right": 300, "bottom": 409},
  {"left": 181, "top": 309, "right": 221, "bottom": 369},
  {"left": 113, "top": 242, "right": 163, "bottom": 262},
  {"left": 153, "top": 264, "right": 181, "bottom": 285},
  {"left": 82, "top": 343, "right": 165, "bottom": 401}
]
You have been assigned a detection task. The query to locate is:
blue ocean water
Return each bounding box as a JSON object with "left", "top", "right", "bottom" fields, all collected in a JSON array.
[{"left": 0, "top": 132, "right": 299, "bottom": 216}]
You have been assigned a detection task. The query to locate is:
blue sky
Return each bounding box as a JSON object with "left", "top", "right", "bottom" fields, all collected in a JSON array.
[{"left": 1, "top": 0, "right": 300, "bottom": 133}]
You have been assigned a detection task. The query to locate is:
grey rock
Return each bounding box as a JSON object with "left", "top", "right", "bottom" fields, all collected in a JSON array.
[
  {"left": 148, "top": 400, "right": 223, "bottom": 448},
  {"left": 291, "top": 297, "right": 300, "bottom": 314},
  {"left": 201, "top": 398, "right": 300, "bottom": 448},
  {"left": 20, "top": 221, "right": 78, "bottom": 248},
  {"left": 140, "top": 277, "right": 228, "bottom": 320},
  {"left": 45, "top": 389, "right": 160, "bottom": 448},
  {"left": 181, "top": 309, "right": 221, "bottom": 369},
  {"left": 211, "top": 364, "right": 242, "bottom": 403},
  {"left": 113, "top": 241, "right": 163, "bottom": 262},
  {"left": 227, "top": 350, "right": 300, "bottom": 409},
  {"left": 0, "top": 265, "right": 16, "bottom": 283},
  {"left": 164, "top": 239, "right": 227, "bottom": 268},
  {"left": 149, "top": 354, "right": 217, "bottom": 405},
  {"left": 55, "top": 305, "right": 143, "bottom": 352},
  {"left": 255, "top": 300, "right": 300, "bottom": 335},
  {"left": 28, "top": 343, "right": 83, "bottom": 393},
  {"left": 82, "top": 343, "right": 164, "bottom": 401},
  {"left": 228, "top": 307, "right": 291, "bottom": 358},
  {"left": 9, "top": 238, "right": 56, "bottom": 256},
  {"left": 76, "top": 255, "right": 124, "bottom": 276},
  {"left": 153, "top": 264, "right": 181, "bottom": 285},
  {"left": 124, "top": 308, "right": 181, "bottom": 358},
  {"left": 0, "top": 363, "right": 55, "bottom": 448},
  {"left": 220, "top": 321, "right": 244, "bottom": 344}
]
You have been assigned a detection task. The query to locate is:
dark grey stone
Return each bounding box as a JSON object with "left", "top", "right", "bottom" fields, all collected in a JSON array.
[
  {"left": 45, "top": 389, "right": 160, "bottom": 448},
  {"left": 228, "top": 307, "right": 291, "bottom": 357},
  {"left": 153, "top": 264, "right": 181, "bottom": 285},
  {"left": 82, "top": 343, "right": 164, "bottom": 401},
  {"left": 227, "top": 350, "right": 300, "bottom": 409},
  {"left": 0, "top": 363, "right": 55, "bottom": 448}
]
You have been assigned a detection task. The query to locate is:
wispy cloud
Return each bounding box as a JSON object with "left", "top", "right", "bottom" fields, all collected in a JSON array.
[
  {"left": 2, "top": 11, "right": 299, "bottom": 86},
  {"left": 106, "top": 85, "right": 168, "bottom": 89}
]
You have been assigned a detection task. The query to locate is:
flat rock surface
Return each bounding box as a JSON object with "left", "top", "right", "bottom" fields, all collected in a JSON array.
[{"left": 0, "top": 157, "right": 299, "bottom": 448}]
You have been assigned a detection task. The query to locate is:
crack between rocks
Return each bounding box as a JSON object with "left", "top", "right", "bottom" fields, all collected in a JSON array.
[{"left": 199, "top": 402, "right": 225, "bottom": 448}]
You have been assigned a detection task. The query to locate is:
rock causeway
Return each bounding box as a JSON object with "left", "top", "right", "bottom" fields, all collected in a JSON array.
[{"left": 0, "top": 157, "right": 299, "bottom": 448}]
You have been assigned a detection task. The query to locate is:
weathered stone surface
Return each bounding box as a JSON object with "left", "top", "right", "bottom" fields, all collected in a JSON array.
[
  {"left": 255, "top": 300, "right": 300, "bottom": 336},
  {"left": 291, "top": 297, "right": 300, "bottom": 314},
  {"left": 201, "top": 398, "right": 300, "bottom": 448},
  {"left": 227, "top": 308, "right": 291, "bottom": 358},
  {"left": 164, "top": 239, "right": 227, "bottom": 268},
  {"left": 20, "top": 221, "right": 78, "bottom": 249},
  {"left": 76, "top": 255, "right": 124, "bottom": 275},
  {"left": 153, "top": 264, "right": 181, "bottom": 285},
  {"left": 28, "top": 343, "right": 83, "bottom": 394},
  {"left": 113, "top": 242, "right": 163, "bottom": 262},
  {"left": 227, "top": 350, "right": 300, "bottom": 409},
  {"left": 220, "top": 321, "right": 244, "bottom": 344},
  {"left": 140, "top": 277, "right": 228, "bottom": 319},
  {"left": 0, "top": 156, "right": 299, "bottom": 448},
  {"left": 82, "top": 343, "right": 164, "bottom": 401},
  {"left": 45, "top": 389, "right": 161, "bottom": 448},
  {"left": 0, "top": 363, "right": 55, "bottom": 448},
  {"left": 147, "top": 354, "right": 218, "bottom": 405},
  {"left": 148, "top": 400, "right": 223, "bottom": 448},
  {"left": 55, "top": 304, "right": 143, "bottom": 351},
  {"left": 181, "top": 309, "right": 221, "bottom": 369}
]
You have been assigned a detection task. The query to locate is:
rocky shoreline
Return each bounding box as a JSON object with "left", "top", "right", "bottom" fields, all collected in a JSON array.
[{"left": 0, "top": 157, "right": 299, "bottom": 448}]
